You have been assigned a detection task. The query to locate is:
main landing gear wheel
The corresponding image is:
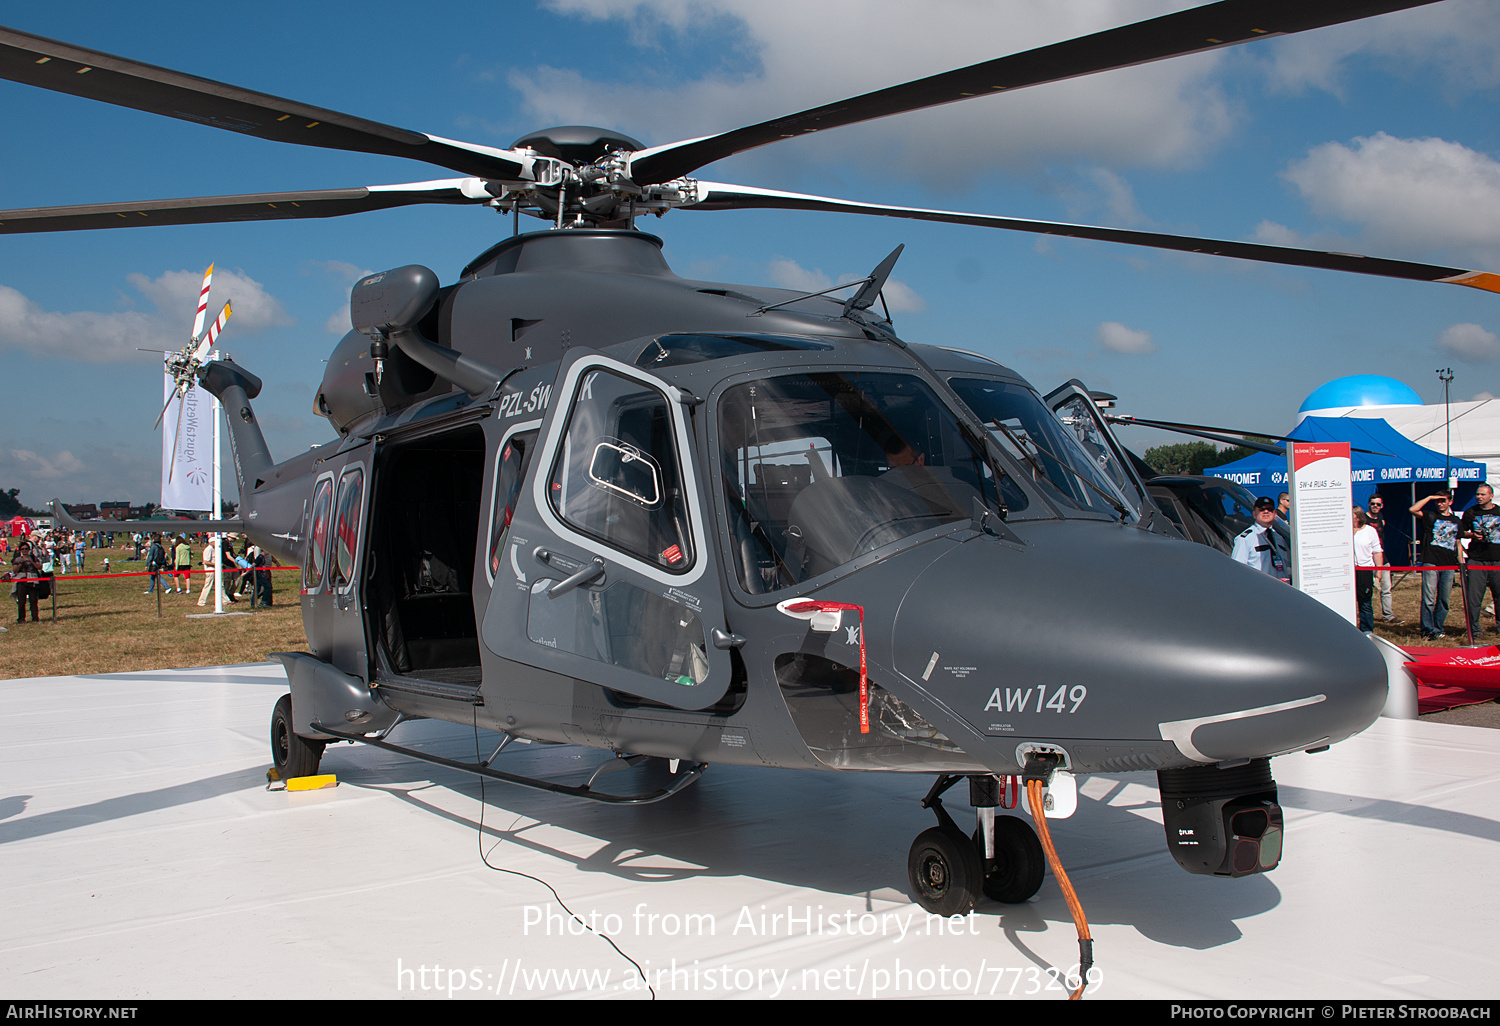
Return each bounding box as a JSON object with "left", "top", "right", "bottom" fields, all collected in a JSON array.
[
  {"left": 271, "top": 694, "right": 326, "bottom": 779},
  {"left": 975, "top": 816, "right": 1045, "bottom": 903},
  {"left": 908, "top": 823, "right": 983, "bottom": 917}
]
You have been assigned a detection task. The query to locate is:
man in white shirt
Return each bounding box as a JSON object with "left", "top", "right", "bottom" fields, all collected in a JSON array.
[{"left": 1353, "top": 508, "right": 1385, "bottom": 632}]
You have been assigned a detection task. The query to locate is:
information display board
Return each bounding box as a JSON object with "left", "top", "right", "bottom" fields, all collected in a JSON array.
[{"left": 1288, "top": 441, "right": 1355, "bottom": 625}]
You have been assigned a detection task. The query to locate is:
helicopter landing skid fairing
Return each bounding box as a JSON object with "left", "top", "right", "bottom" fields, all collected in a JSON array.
[{"left": 312, "top": 722, "right": 708, "bottom": 806}]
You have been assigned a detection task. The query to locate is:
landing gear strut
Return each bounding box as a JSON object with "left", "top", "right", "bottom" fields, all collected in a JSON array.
[{"left": 906, "top": 774, "right": 1045, "bottom": 915}]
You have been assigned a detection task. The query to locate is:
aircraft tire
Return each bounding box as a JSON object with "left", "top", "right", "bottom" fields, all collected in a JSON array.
[
  {"left": 907, "top": 824, "right": 981, "bottom": 917},
  {"left": 975, "top": 816, "right": 1045, "bottom": 904},
  {"left": 272, "top": 693, "right": 326, "bottom": 779}
]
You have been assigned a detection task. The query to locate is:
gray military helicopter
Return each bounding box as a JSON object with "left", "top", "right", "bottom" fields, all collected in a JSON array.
[{"left": 9, "top": 0, "right": 1494, "bottom": 922}]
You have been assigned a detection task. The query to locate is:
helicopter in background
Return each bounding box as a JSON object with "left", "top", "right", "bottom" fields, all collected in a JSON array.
[{"left": 11, "top": 0, "right": 1494, "bottom": 920}]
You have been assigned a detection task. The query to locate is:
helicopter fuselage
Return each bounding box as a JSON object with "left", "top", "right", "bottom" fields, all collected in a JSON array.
[{"left": 201, "top": 229, "right": 1386, "bottom": 893}]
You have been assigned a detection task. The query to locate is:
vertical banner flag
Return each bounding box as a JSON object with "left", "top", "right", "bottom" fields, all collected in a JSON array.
[
  {"left": 1288, "top": 441, "right": 1355, "bottom": 625},
  {"left": 161, "top": 365, "right": 214, "bottom": 512}
]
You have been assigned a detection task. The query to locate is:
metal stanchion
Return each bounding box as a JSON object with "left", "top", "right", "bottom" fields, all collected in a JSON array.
[{"left": 1460, "top": 563, "right": 1474, "bottom": 646}]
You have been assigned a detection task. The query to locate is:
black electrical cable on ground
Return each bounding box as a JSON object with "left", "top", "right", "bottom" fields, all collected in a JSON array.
[{"left": 470, "top": 710, "right": 656, "bottom": 999}]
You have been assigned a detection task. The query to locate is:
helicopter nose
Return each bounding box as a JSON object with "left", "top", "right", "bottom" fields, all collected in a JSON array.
[{"left": 892, "top": 523, "right": 1388, "bottom": 768}]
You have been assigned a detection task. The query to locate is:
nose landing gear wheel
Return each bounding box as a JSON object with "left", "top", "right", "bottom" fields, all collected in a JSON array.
[
  {"left": 975, "top": 816, "right": 1045, "bottom": 903},
  {"left": 908, "top": 824, "right": 982, "bottom": 916}
]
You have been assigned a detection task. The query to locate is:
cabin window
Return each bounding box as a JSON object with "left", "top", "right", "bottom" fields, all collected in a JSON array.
[
  {"left": 330, "top": 466, "right": 365, "bottom": 589},
  {"left": 548, "top": 369, "right": 693, "bottom": 572},
  {"left": 304, "top": 478, "right": 334, "bottom": 590}
]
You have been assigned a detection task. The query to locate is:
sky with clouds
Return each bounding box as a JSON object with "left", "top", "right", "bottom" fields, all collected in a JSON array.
[{"left": 1, "top": 0, "right": 1498, "bottom": 508}]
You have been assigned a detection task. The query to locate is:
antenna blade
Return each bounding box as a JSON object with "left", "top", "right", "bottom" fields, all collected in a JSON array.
[
  {"left": 685, "top": 182, "right": 1500, "bottom": 294},
  {"left": 190, "top": 263, "right": 213, "bottom": 341}
]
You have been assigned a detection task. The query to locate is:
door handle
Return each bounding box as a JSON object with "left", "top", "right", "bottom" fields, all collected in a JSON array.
[
  {"left": 711, "top": 628, "right": 746, "bottom": 649},
  {"left": 546, "top": 558, "right": 606, "bottom": 598}
]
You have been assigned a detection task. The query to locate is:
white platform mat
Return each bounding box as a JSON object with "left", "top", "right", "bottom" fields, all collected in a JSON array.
[{"left": 2, "top": 663, "right": 1497, "bottom": 1000}]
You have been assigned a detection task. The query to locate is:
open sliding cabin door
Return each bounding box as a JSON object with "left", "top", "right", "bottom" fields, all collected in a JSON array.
[{"left": 481, "top": 351, "right": 737, "bottom": 710}]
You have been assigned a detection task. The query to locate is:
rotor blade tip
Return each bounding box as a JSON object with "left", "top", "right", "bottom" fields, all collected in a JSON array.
[{"left": 1445, "top": 271, "right": 1500, "bottom": 294}]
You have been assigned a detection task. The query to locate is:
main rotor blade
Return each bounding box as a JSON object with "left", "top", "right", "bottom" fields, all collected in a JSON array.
[
  {"left": 1109, "top": 415, "right": 1394, "bottom": 457},
  {"left": 0, "top": 179, "right": 492, "bottom": 234},
  {"left": 0, "top": 26, "right": 538, "bottom": 181},
  {"left": 628, "top": 0, "right": 1443, "bottom": 185},
  {"left": 1106, "top": 416, "right": 1286, "bottom": 455},
  {"left": 684, "top": 182, "right": 1500, "bottom": 294}
]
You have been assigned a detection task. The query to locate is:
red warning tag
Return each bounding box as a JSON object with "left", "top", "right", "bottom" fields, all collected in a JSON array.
[{"left": 661, "top": 544, "right": 683, "bottom": 564}]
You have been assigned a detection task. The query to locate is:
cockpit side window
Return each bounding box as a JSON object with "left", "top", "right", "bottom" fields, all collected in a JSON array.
[
  {"left": 951, "top": 379, "right": 1128, "bottom": 520},
  {"left": 718, "top": 371, "right": 1009, "bottom": 591},
  {"left": 548, "top": 369, "right": 694, "bottom": 573}
]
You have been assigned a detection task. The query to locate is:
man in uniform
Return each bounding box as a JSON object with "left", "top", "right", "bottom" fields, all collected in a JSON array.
[
  {"left": 1461, "top": 483, "right": 1500, "bottom": 637},
  {"left": 1232, "top": 495, "right": 1291, "bottom": 583}
]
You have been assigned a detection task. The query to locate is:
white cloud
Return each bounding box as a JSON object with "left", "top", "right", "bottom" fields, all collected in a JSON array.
[
  {"left": 306, "top": 261, "right": 373, "bottom": 336},
  {"left": 0, "top": 269, "right": 291, "bottom": 363},
  {"left": 1438, "top": 322, "right": 1500, "bottom": 362},
  {"left": 765, "top": 257, "right": 925, "bottom": 313},
  {"left": 4, "top": 448, "right": 85, "bottom": 481},
  {"left": 1254, "top": 0, "right": 1500, "bottom": 98},
  {"left": 1281, "top": 133, "right": 1500, "bottom": 265},
  {"left": 126, "top": 268, "right": 291, "bottom": 336},
  {"left": 1096, "top": 320, "right": 1156, "bottom": 355},
  {"left": 514, "top": 1, "right": 1233, "bottom": 187},
  {"left": 1473, "top": 391, "right": 1497, "bottom": 402},
  {"left": 767, "top": 257, "right": 832, "bottom": 293}
]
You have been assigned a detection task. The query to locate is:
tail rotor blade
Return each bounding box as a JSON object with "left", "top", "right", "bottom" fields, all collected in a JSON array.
[
  {"left": 168, "top": 394, "right": 186, "bottom": 483},
  {"left": 190, "top": 263, "right": 213, "bottom": 342},
  {"left": 192, "top": 300, "right": 232, "bottom": 363},
  {"left": 153, "top": 388, "right": 176, "bottom": 431}
]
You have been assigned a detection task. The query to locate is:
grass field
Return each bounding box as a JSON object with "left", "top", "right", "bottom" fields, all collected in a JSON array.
[
  {"left": 3, "top": 547, "right": 1498, "bottom": 680},
  {"left": 1, "top": 549, "right": 307, "bottom": 679}
]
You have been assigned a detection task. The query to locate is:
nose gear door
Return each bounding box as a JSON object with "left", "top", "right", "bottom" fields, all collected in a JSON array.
[{"left": 481, "top": 351, "right": 736, "bottom": 710}]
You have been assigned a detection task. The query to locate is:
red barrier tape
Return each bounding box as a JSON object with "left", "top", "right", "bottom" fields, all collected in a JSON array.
[
  {"left": 6, "top": 566, "right": 298, "bottom": 582},
  {"left": 1357, "top": 564, "right": 1463, "bottom": 571}
]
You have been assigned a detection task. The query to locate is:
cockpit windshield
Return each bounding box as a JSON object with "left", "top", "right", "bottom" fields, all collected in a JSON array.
[
  {"left": 719, "top": 372, "right": 1016, "bottom": 593},
  {"left": 949, "top": 378, "right": 1129, "bottom": 522}
]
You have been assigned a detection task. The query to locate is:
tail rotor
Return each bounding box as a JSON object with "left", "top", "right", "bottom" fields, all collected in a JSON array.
[{"left": 160, "top": 264, "right": 233, "bottom": 481}]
